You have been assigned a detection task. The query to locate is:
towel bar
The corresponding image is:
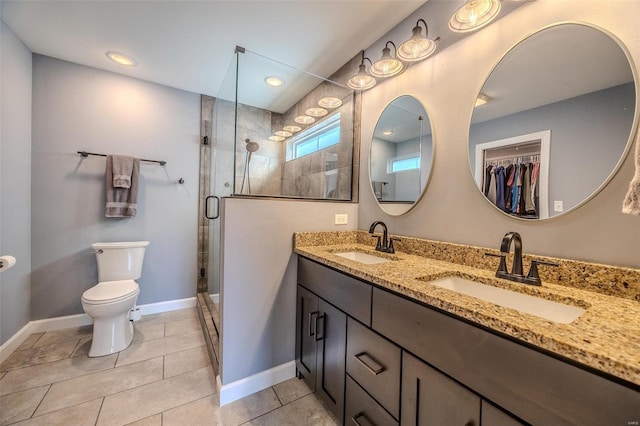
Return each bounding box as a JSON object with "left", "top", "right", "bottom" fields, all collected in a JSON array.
[{"left": 78, "top": 151, "right": 166, "bottom": 166}]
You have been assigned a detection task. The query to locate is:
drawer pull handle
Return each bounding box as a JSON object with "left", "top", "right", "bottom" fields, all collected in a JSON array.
[
  {"left": 354, "top": 352, "right": 385, "bottom": 375},
  {"left": 315, "top": 314, "right": 325, "bottom": 342},
  {"left": 309, "top": 311, "right": 318, "bottom": 337},
  {"left": 352, "top": 412, "right": 375, "bottom": 426}
]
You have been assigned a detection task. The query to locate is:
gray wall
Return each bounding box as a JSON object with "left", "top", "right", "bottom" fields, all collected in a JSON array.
[
  {"left": 0, "top": 19, "right": 32, "bottom": 345},
  {"left": 31, "top": 55, "right": 200, "bottom": 319},
  {"left": 359, "top": 1, "right": 640, "bottom": 269},
  {"left": 470, "top": 83, "right": 635, "bottom": 216},
  {"left": 220, "top": 197, "right": 357, "bottom": 384}
]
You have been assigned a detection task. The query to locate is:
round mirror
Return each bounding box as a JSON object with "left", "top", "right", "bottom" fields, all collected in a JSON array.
[
  {"left": 370, "top": 95, "right": 434, "bottom": 215},
  {"left": 468, "top": 23, "right": 636, "bottom": 220}
]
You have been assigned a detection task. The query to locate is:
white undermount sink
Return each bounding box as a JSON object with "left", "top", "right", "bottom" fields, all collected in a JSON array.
[
  {"left": 334, "top": 251, "right": 391, "bottom": 265},
  {"left": 426, "top": 276, "right": 586, "bottom": 324}
]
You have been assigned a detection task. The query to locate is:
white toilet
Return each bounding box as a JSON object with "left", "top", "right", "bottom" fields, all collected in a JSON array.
[{"left": 82, "top": 241, "right": 149, "bottom": 357}]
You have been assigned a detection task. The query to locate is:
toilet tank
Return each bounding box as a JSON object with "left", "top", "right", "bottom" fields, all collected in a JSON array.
[{"left": 92, "top": 241, "right": 150, "bottom": 282}]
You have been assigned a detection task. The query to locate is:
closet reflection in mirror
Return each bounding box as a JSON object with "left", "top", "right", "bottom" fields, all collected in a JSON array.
[
  {"left": 469, "top": 23, "right": 636, "bottom": 220},
  {"left": 370, "top": 96, "right": 433, "bottom": 215}
]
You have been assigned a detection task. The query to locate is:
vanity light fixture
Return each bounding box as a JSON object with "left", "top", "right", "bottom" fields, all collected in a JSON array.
[
  {"left": 295, "top": 115, "right": 316, "bottom": 125},
  {"left": 347, "top": 51, "right": 377, "bottom": 91},
  {"left": 274, "top": 130, "right": 293, "bottom": 137},
  {"left": 370, "top": 41, "right": 405, "bottom": 78},
  {"left": 264, "top": 76, "right": 284, "bottom": 87},
  {"left": 283, "top": 125, "right": 302, "bottom": 133},
  {"left": 106, "top": 51, "right": 137, "bottom": 66},
  {"left": 318, "top": 97, "right": 343, "bottom": 109},
  {"left": 475, "top": 93, "right": 491, "bottom": 107},
  {"left": 397, "top": 19, "right": 439, "bottom": 62},
  {"left": 305, "top": 107, "right": 328, "bottom": 117},
  {"left": 449, "top": 0, "right": 502, "bottom": 33},
  {"left": 269, "top": 135, "right": 286, "bottom": 142}
]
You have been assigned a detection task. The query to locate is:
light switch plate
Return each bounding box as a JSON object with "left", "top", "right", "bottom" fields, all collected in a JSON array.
[
  {"left": 554, "top": 200, "right": 564, "bottom": 212},
  {"left": 335, "top": 214, "right": 348, "bottom": 225}
]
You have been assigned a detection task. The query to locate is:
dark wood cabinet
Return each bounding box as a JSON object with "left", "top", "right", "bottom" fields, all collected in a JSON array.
[
  {"left": 295, "top": 285, "right": 318, "bottom": 391},
  {"left": 481, "top": 401, "right": 525, "bottom": 426},
  {"left": 315, "top": 298, "right": 346, "bottom": 422},
  {"left": 345, "top": 375, "right": 399, "bottom": 426},
  {"left": 296, "top": 257, "right": 640, "bottom": 426},
  {"left": 295, "top": 284, "right": 346, "bottom": 422},
  {"left": 402, "top": 351, "right": 480, "bottom": 426},
  {"left": 346, "top": 317, "right": 401, "bottom": 420}
]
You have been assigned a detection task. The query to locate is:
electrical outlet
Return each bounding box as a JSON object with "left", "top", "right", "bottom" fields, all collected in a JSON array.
[
  {"left": 554, "top": 200, "right": 564, "bottom": 212},
  {"left": 334, "top": 214, "right": 348, "bottom": 225}
]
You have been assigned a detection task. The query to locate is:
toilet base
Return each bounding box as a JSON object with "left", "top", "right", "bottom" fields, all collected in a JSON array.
[{"left": 88, "top": 312, "right": 134, "bottom": 357}]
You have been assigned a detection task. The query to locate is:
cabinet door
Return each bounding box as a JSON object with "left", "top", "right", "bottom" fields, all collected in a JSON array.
[
  {"left": 316, "top": 298, "right": 347, "bottom": 423},
  {"left": 295, "top": 285, "right": 318, "bottom": 391},
  {"left": 402, "top": 352, "right": 480, "bottom": 426},
  {"left": 481, "top": 401, "right": 525, "bottom": 426}
]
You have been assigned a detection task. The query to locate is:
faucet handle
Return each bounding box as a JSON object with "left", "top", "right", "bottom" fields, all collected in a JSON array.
[
  {"left": 526, "top": 259, "right": 559, "bottom": 285},
  {"left": 485, "top": 252, "right": 508, "bottom": 275},
  {"left": 388, "top": 237, "right": 400, "bottom": 254},
  {"left": 370, "top": 235, "right": 382, "bottom": 250}
]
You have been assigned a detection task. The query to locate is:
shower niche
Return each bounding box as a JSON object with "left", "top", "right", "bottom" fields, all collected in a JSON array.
[{"left": 215, "top": 47, "right": 356, "bottom": 200}]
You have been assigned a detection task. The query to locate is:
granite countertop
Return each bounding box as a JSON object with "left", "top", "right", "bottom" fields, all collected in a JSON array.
[{"left": 293, "top": 233, "right": 640, "bottom": 387}]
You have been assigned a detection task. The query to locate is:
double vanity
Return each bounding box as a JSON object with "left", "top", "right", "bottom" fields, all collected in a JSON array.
[{"left": 293, "top": 230, "right": 639, "bottom": 425}]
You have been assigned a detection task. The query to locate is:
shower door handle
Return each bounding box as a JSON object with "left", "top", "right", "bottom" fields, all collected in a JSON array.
[{"left": 205, "top": 195, "right": 220, "bottom": 220}]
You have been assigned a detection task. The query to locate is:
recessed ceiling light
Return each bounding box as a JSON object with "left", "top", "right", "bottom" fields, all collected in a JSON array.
[
  {"left": 318, "top": 97, "right": 343, "bottom": 109},
  {"left": 295, "top": 115, "right": 316, "bottom": 125},
  {"left": 382, "top": 130, "right": 394, "bottom": 136},
  {"left": 265, "top": 76, "right": 284, "bottom": 87},
  {"left": 475, "top": 93, "right": 491, "bottom": 107},
  {"left": 283, "top": 125, "right": 302, "bottom": 133},
  {"left": 275, "top": 130, "right": 293, "bottom": 137},
  {"left": 106, "top": 51, "right": 137, "bottom": 66},
  {"left": 305, "top": 107, "right": 328, "bottom": 117},
  {"left": 269, "top": 135, "right": 286, "bottom": 142}
]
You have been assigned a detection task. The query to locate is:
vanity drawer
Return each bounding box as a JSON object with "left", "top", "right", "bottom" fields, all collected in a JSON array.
[
  {"left": 345, "top": 375, "right": 398, "bottom": 426},
  {"left": 297, "top": 256, "right": 372, "bottom": 324},
  {"left": 346, "top": 317, "right": 400, "bottom": 419},
  {"left": 372, "top": 287, "right": 640, "bottom": 425}
]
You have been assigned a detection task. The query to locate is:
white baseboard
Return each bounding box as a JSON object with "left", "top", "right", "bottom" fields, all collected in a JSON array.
[
  {"left": 0, "top": 296, "right": 197, "bottom": 364},
  {"left": 209, "top": 293, "right": 219, "bottom": 304},
  {"left": 137, "top": 296, "right": 197, "bottom": 316},
  {"left": 218, "top": 360, "right": 296, "bottom": 406}
]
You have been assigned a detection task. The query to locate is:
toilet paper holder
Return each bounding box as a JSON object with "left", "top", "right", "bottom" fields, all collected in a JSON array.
[{"left": 0, "top": 255, "right": 17, "bottom": 272}]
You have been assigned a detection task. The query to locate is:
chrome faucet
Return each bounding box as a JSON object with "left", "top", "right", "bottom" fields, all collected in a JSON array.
[
  {"left": 486, "top": 231, "right": 558, "bottom": 286},
  {"left": 368, "top": 221, "right": 398, "bottom": 254}
]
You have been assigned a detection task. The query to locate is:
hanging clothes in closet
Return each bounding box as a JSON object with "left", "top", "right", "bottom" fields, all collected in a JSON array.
[{"left": 484, "top": 156, "right": 540, "bottom": 219}]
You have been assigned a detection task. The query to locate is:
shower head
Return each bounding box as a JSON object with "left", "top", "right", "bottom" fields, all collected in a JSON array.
[{"left": 245, "top": 138, "right": 260, "bottom": 153}]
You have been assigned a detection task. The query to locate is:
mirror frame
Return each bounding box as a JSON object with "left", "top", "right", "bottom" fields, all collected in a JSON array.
[
  {"left": 369, "top": 94, "right": 435, "bottom": 216},
  {"left": 468, "top": 22, "right": 639, "bottom": 221}
]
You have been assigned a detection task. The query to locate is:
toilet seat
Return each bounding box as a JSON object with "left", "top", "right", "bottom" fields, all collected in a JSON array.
[{"left": 82, "top": 280, "right": 139, "bottom": 305}]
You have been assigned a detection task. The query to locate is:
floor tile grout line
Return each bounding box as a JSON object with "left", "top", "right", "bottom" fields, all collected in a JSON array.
[
  {"left": 25, "top": 356, "right": 171, "bottom": 415},
  {"left": 24, "top": 383, "right": 52, "bottom": 421},
  {"left": 0, "top": 358, "right": 118, "bottom": 398},
  {"left": 271, "top": 385, "right": 284, "bottom": 406},
  {"left": 157, "top": 392, "right": 217, "bottom": 423},
  {"left": 95, "top": 397, "right": 105, "bottom": 426}
]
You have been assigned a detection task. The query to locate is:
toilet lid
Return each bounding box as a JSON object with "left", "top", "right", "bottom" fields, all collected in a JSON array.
[{"left": 82, "top": 280, "right": 139, "bottom": 304}]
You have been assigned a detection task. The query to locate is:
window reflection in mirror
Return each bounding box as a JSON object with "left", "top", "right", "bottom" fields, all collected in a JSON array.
[
  {"left": 216, "top": 49, "right": 354, "bottom": 200},
  {"left": 370, "top": 95, "right": 434, "bottom": 215},
  {"left": 468, "top": 24, "right": 636, "bottom": 220}
]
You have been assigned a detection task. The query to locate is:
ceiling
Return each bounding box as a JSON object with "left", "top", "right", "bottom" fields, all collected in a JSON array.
[
  {"left": 473, "top": 23, "right": 635, "bottom": 124},
  {"left": 0, "top": 0, "right": 424, "bottom": 99}
]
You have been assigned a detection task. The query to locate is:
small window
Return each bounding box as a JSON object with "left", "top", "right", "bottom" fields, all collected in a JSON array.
[
  {"left": 288, "top": 113, "right": 341, "bottom": 160},
  {"left": 389, "top": 153, "right": 420, "bottom": 173}
]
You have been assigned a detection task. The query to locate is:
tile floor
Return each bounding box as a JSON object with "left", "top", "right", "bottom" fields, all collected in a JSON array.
[{"left": 0, "top": 308, "right": 338, "bottom": 425}]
